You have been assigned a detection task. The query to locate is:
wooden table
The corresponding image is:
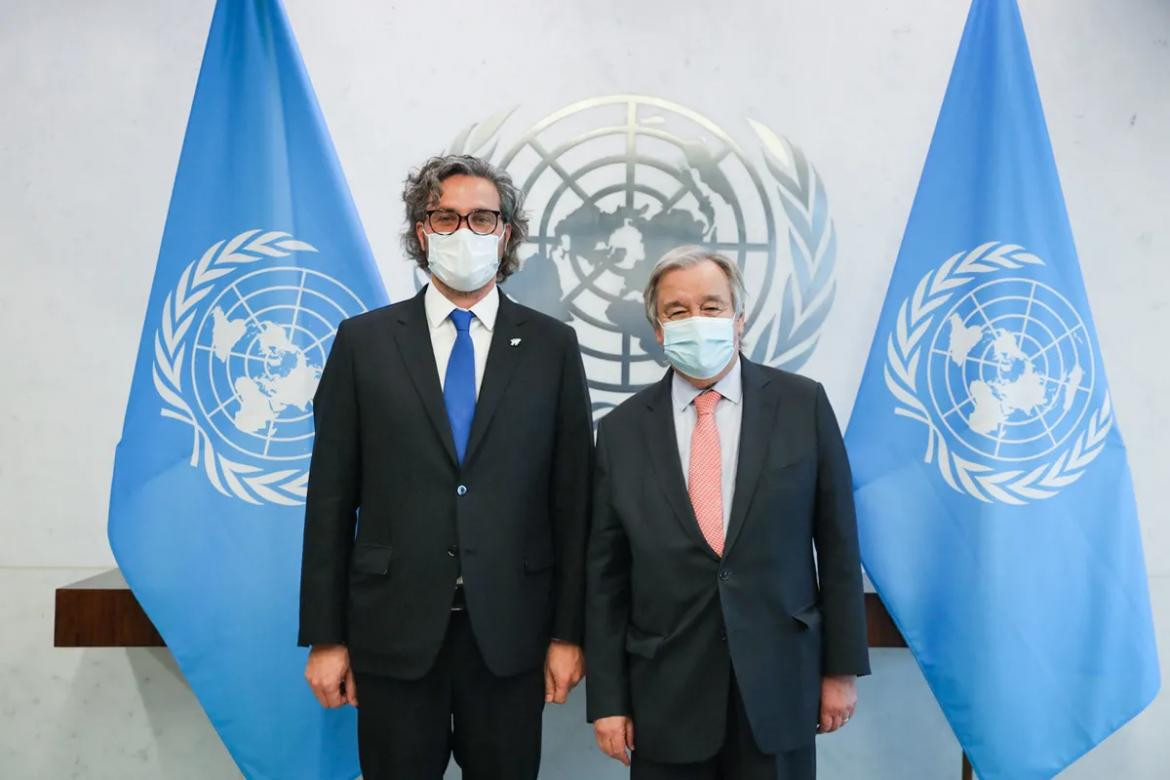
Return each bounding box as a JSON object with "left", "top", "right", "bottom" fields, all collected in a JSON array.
[
  {"left": 54, "top": 569, "right": 163, "bottom": 647},
  {"left": 55, "top": 569, "right": 909, "bottom": 650}
]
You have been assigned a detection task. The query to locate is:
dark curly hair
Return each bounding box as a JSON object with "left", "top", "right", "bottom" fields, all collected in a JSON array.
[{"left": 400, "top": 154, "right": 529, "bottom": 282}]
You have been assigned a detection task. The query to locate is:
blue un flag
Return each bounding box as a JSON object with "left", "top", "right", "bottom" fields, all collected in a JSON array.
[
  {"left": 846, "top": 1, "right": 1159, "bottom": 777},
  {"left": 107, "top": 1, "right": 385, "bottom": 777}
]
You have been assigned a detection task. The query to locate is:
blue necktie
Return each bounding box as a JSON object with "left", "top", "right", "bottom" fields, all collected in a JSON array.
[{"left": 444, "top": 309, "right": 476, "bottom": 463}]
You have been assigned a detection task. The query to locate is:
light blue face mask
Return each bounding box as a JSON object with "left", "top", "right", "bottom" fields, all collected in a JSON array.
[{"left": 661, "top": 315, "right": 737, "bottom": 380}]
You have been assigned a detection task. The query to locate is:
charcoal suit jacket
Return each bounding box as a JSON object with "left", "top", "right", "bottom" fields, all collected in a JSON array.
[
  {"left": 585, "top": 358, "right": 870, "bottom": 761},
  {"left": 299, "top": 286, "right": 593, "bottom": 679}
]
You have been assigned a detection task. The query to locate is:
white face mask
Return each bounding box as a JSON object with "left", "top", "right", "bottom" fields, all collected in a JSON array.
[
  {"left": 426, "top": 230, "right": 501, "bottom": 292},
  {"left": 661, "top": 316, "right": 737, "bottom": 380}
]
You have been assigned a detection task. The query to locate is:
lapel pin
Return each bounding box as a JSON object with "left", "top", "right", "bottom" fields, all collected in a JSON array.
[{"left": 510, "top": 337, "right": 522, "bottom": 347}]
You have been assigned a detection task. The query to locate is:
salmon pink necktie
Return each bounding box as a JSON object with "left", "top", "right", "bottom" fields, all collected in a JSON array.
[{"left": 688, "top": 389, "right": 724, "bottom": 556}]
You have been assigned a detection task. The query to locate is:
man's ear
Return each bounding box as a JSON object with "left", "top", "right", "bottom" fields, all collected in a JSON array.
[
  {"left": 416, "top": 223, "right": 427, "bottom": 254},
  {"left": 655, "top": 322, "right": 665, "bottom": 347},
  {"left": 500, "top": 224, "right": 511, "bottom": 258},
  {"left": 735, "top": 314, "right": 746, "bottom": 345}
]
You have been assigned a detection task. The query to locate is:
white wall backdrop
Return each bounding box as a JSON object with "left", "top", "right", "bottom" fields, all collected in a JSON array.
[{"left": 1, "top": 0, "right": 1167, "bottom": 777}]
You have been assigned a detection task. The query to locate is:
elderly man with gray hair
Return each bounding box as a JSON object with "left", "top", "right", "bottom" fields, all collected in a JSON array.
[{"left": 585, "top": 246, "right": 870, "bottom": 779}]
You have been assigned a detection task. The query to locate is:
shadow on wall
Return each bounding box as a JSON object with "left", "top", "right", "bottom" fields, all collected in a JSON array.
[
  {"left": 126, "top": 649, "right": 241, "bottom": 778},
  {"left": 38, "top": 645, "right": 959, "bottom": 778},
  {"left": 442, "top": 661, "right": 958, "bottom": 780},
  {"left": 47, "top": 648, "right": 240, "bottom": 779}
]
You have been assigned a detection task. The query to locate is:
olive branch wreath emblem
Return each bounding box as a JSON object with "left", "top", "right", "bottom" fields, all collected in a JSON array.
[
  {"left": 745, "top": 119, "right": 837, "bottom": 370},
  {"left": 151, "top": 229, "right": 319, "bottom": 506},
  {"left": 882, "top": 241, "right": 1112, "bottom": 504},
  {"left": 447, "top": 103, "right": 838, "bottom": 374}
]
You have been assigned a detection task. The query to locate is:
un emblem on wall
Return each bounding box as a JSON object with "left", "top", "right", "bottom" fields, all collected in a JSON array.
[
  {"left": 443, "top": 95, "right": 839, "bottom": 416},
  {"left": 153, "top": 230, "right": 368, "bottom": 505},
  {"left": 884, "top": 242, "right": 1113, "bottom": 504}
]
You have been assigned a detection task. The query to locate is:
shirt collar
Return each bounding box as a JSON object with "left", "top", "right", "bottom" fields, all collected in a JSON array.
[
  {"left": 671, "top": 356, "right": 743, "bottom": 413},
  {"left": 424, "top": 282, "right": 499, "bottom": 332}
]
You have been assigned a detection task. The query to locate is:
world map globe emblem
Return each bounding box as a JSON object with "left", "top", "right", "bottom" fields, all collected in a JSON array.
[
  {"left": 189, "top": 265, "right": 366, "bottom": 463},
  {"left": 926, "top": 276, "right": 1094, "bottom": 463},
  {"left": 444, "top": 95, "right": 837, "bottom": 417},
  {"left": 883, "top": 243, "right": 1111, "bottom": 504}
]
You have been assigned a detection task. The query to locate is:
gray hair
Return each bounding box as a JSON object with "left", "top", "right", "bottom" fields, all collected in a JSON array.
[
  {"left": 400, "top": 154, "right": 530, "bottom": 281},
  {"left": 643, "top": 245, "right": 747, "bottom": 326}
]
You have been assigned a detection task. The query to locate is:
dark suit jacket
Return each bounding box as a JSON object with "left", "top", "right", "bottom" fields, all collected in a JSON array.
[
  {"left": 298, "top": 287, "right": 593, "bottom": 679},
  {"left": 585, "top": 358, "right": 870, "bottom": 761}
]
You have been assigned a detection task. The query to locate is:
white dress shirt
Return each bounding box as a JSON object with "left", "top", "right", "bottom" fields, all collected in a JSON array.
[
  {"left": 424, "top": 282, "right": 498, "bottom": 397},
  {"left": 672, "top": 359, "right": 744, "bottom": 533}
]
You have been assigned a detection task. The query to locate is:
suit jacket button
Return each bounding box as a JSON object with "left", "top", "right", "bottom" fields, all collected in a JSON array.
[
  {"left": 719, "top": 570, "right": 731, "bottom": 581},
  {"left": 447, "top": 546, "right": 458, "bottom": 558},
  {"left": 456, "top": 484, "right": 468, "bottom": 496}
]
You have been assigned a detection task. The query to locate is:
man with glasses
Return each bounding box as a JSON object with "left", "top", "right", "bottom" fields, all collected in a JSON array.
[
  {"left": 299, "top": 154, "right": 593, "bottom": 779},
  {"left": 586, "top": 246, "right": 869, "bottom": 779}
]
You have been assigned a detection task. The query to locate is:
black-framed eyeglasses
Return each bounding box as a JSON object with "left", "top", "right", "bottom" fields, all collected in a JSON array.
[{"left": 425, "top": 208, "right": 502, "bottom": 236}]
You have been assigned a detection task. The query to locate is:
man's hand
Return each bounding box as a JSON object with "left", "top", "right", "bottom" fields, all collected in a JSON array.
[
  {"left": 305, "top": 644, "right": 357, "bottom": 708},
  {"left": 544, "top": 640, "right": 585, "bottom": 704},
  {"left": 817, "top": 674, "right": 857, "bottom": 733},
  {"left": 594, "top": 716, "right": 635, "bottom": 766}
]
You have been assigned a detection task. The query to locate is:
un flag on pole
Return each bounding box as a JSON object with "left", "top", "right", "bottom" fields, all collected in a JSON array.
[
  {"left": 107, "top": 1, "right": 385, "bottom": 777},
  {"left": 846, "top": 1, "right": 1159, "bottom": 777}
]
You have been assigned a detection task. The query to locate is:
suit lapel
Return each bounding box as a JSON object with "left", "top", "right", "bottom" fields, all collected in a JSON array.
[
  {"left": 392, "top": 288, "right": 458, "bottom": 468},
  {"left": 723, "top": 358, "right": 779, "bottom": 556},
  {"left": 463, "top": 295, "right": 527, "bottom": 466},
  {"left": 644, "top": 371, "right": 720, "bottom": 561}
]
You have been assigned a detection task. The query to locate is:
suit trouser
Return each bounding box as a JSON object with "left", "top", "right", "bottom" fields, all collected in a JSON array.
[
  {"left": 630, "top": 674, "right": 816, "bottom": 780},
  {"left": 354, "top": 610, "right": 545, "bottom": 780}
]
